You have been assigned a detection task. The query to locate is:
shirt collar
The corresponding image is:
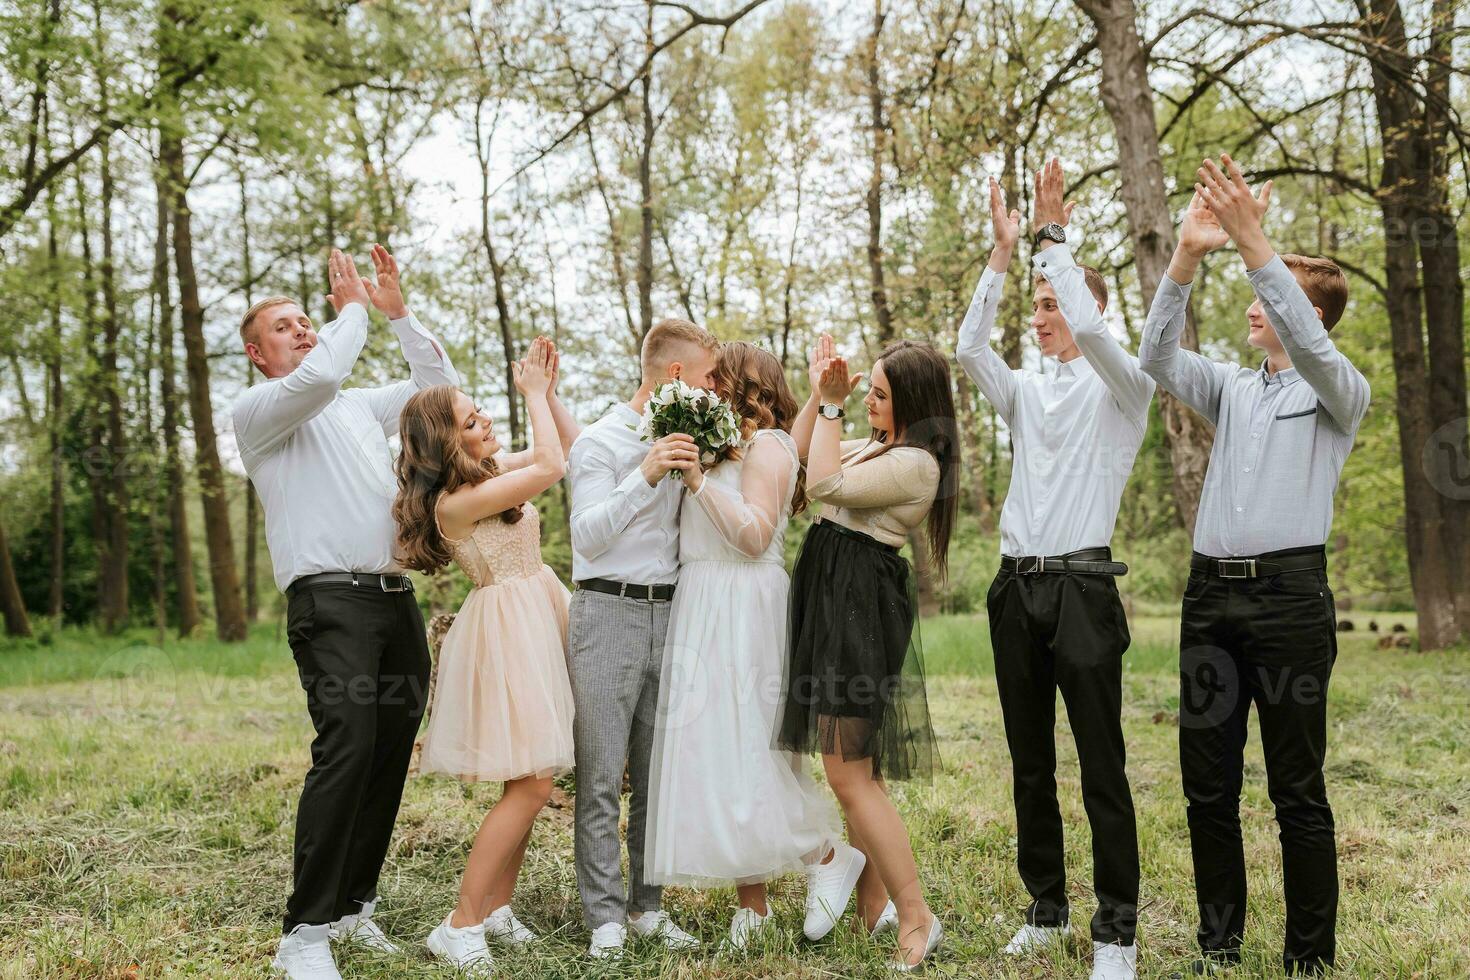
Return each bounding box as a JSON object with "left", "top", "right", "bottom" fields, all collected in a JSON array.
[
  {"left": 1054, "top": 354, "right": 1095, "bottom": 379},
  {"left": 1257, "top": 359, "right": 1302, "bottom": 387}
]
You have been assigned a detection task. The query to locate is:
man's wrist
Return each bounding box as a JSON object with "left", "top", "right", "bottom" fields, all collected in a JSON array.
[
  {"left": 1235, "top": 228, "right": 1273, "bottom": 271},
  {"left": 987, "top": 246, "right": 1014, "bottom": 272},
  {"left": 384, "top": 304, "right": 411, "bottom": 320}
]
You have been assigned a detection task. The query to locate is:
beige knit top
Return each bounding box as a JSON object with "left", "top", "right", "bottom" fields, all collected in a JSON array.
[{"left": 806, "top": 438, "right": 941, "bottom": 548}]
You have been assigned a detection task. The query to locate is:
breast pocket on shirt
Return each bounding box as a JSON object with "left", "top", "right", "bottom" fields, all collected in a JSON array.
[{"left": 1274, "top": 407, "right": 1318, "bottom": 421}]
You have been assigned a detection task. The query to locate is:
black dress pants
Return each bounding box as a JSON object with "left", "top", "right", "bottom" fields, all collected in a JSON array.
[
  {"left": 1179, "top": 547, "right": 1338, "bottom": 975},
  {"left": 282, "top": 582, "right": 431, "bottom": 932},
  {"left": 987, "top": 563, "right": 1139, "bottom": 945}
]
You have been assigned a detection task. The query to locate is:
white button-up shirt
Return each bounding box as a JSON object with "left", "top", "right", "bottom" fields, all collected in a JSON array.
[
  {"left": 232, "top": 303, "right": 459, "bottom": 591},
  {"left": 568, "top": 404, "right": 682, "bottom": 585},
  {"left": 956, "top": 244, "right": 1155, "bottom": 557},
  {"left": 1140, "top": 255, "right": 1370, "bottom": 558}
]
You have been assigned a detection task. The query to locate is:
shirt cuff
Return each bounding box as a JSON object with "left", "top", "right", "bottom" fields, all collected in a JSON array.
[
  {"left": 1032, "top": 242, "right": 1076, "bottom": 275},
  {"left": 617, "top": 465, "right": 659, "bottom": 506},
  {"left": 1245, "top": 253, "right": 1291, "bottom": 299},
  {"left": 1157, "top": 273, "right": 1193, "bottom": 303}
]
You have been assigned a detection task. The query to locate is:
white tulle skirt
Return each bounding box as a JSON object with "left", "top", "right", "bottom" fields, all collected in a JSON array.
[{"left": 646, "top": 558, "right": 840, "bottom": 887}]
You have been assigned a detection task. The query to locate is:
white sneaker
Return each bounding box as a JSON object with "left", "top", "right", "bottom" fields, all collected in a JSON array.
[
  {"left": 1004, "top": 921, "right": 1072, "bottom": 955},
  {"left": 425, "top": 914, "right": 494, "bottom": 973},
  {"left": 588, "top": 921, "right": 628, "bottom": 959},
  {"left": 803, "top": 843, "right": 866, "bottom": 940},
  {"left": 329, "top": 898, "right": 400, "bottom": 954},
  {"left": 1091, "top": 941, "right": 1138, "bottom": 979},
  {"left": 484, "top": 904, "right": 537, "bottom": 946},
  {"left": 726, "top": 907, "right": 771, "bottom": 950},
  {"left": 628, "top": 909, "right": 699, "bottom": 949},
  {"left": 271, "top": 924, "right": 342, "bottom": 980}
]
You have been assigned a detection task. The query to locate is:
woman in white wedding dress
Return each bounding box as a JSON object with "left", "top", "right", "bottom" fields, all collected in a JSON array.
[{"left": 646, "top": 342, "right": 847, "bottom": 949}]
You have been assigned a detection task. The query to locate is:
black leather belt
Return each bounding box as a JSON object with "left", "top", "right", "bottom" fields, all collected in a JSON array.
[
  {"left": 287, "top": 571, "right": 414, "bottom": 598},
  {"left": 576, "top": 577, "right": 676, "bottom": 602},
  {"left": 1001, "top": 547, "right": 1128, "bottom": 576},
  {"left": 1191, "top": 547, "right": 1325, "bottom": 580}
]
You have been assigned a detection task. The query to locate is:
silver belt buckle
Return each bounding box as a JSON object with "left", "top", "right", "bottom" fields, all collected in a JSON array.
[
  {"left": 1017, "top": 556, "right": 1045, "bottom": 575},
  {"left": 1217, "top": 559, "right": 1256, "bottom": 579},
  {"left": 380, "top": 574, "right": 408, "bottom": 592}
]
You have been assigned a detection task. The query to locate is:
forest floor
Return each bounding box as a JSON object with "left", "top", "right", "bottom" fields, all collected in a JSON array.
[{"left": 1, "top": 615, "right": 1466, "bottom": 978}]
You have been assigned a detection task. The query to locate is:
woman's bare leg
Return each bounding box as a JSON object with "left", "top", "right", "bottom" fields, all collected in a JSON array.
[
  {"left": 450, "top": 776, "right": 552, "bottom": 927},
  {"left": 735, "top": 882, "right": 769, "bottom": 915},
  {"left": 822, "top": 752, "right": 933, "bottom": 966},
  {"left": 845, "top": 816, "right": 891, "bottom": 931},
  {"left": 485, "top": 825, "right": 533, "bottom": 912}
]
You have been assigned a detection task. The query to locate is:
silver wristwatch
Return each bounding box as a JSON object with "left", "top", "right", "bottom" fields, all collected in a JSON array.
[{"left": 818, "top": 403, "right": 845, "bottom": 421}]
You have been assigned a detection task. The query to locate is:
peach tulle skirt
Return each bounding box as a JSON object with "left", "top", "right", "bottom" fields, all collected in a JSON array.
[{"left": 418, "top": 565, "right": 576, "bottom": 782}]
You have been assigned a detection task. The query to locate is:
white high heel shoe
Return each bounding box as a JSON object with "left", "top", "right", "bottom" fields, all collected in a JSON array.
[{"left": 888, "top": 913, "right": 943, "bottom": 973}]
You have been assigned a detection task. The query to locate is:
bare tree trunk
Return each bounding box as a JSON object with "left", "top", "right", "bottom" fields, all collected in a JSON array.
[
  {"left": 97, "top": 132, "right": 131, "bottom": 632},
  {"left": 46, "top": 188, "right": 65, "bottom": 620},
  {"left": 0, "top": 514, "right": 30, "bottom": 637},
  {"left": 238, "top": 161, "right": 260, "bottom": 623},
  {"left": 1362, "top": 0, "right": 1468, "bottom": 648},
  {"left": 636, "top": 0, "right": 656, "bottom": 339},
  {"left": 864, "top": 0, "right": 894, "bottom": 345},
  {"left": 1076, "top": 0, "right": 1212, "bottom": 533},
  {"left": 161, "top": 130, "right": 247, "bottom": 642},
  {"left": 154, "top": 166, "right": 200, "bottom": 636},
  {"left": 472, "top": 95, "right": 523, "bottom": 449}
]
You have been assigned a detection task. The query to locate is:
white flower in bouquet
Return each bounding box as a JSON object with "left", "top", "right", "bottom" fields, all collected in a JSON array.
[{"left": 633, "top": 380, "right": 744, "bottom": 480}]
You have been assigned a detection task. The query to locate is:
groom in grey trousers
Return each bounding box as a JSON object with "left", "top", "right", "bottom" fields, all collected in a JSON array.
[{"left": 566, "top": 318, "right": 720, "bottom": 958}]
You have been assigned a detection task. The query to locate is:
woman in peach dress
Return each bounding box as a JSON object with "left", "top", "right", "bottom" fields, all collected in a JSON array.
[{"left": 392, "top": 338, "right": 580, "bottom": 971}]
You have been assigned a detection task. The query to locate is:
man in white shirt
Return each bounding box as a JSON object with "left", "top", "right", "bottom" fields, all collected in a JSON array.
[
  {"left": 566, "top": 318, "right": 718, "bottom": 959},
  {"left": 1141, "top": 157, "right": 1368, "bottom": 977},
  {"left": 956, "top": 161, "right": 1152, "bottom": 980},
  {"left": 233, "top": 247, "right": 459, "bottom": 980}
]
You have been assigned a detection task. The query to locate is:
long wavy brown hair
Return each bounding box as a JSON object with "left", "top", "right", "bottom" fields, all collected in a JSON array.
[
  {"left": 392, "top": 384, "right": 522, "bottom": 574},
  {"left": 710, "top": 341, "right": 807, "bottom": 516},
  {"left": 862, "top": 340, "right": 960, "bottom": 579}
]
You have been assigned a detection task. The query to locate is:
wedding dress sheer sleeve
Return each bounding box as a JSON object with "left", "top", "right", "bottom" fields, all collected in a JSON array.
[{"left": 689, "top": 431, "right": 794, "bottom": 559}]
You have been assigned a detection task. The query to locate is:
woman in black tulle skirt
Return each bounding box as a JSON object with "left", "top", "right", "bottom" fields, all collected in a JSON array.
[{"left": 779, "top": 336, "right": 959, "bottom": 972}]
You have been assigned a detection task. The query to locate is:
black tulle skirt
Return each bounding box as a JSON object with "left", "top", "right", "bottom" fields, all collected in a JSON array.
[{"left": 775, "top": 519, "right": 939, "bottom": 781}]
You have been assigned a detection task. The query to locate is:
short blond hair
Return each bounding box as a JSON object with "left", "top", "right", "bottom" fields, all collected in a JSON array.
[
  {"left": 1281, "top": 254, "right": 1348, "bottom": 331},
  {"left": 1032, "top": 264, "right": 1109, "bottom": 311},
  {"left": 640, "top": 317, "right": 719, "bottom": 378},
  {"left": 239, "top": 296, "right": 298, "bottom": 347}
]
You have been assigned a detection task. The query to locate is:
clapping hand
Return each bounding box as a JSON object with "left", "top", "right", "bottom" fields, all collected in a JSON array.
[
  {"left": 1194, "top": 154, "right": 1272, "bottom": 245},
  {"left": 817, "top": 356, "right": 863, "bottom": 405},
  {"left": 325, "top": 249, "right": 372, "bottom": 314},
  {"left": 514, "top": 337, "right": 555, "bottom": 397},
  {"left": 808, "top": 333, "right": 837, "bottom": 396},
  {"left": 1178, "top": 191, "right": 1231, "bottom": 258},
  {"left": 987, "top": 177, "right": 1023, "bottom": 252},
  {"left": 364, "top": 244, "right": 409, "bottom": 319},
  {"left": 1032, "top": 157, "right": 1077, "bottom": 232}
]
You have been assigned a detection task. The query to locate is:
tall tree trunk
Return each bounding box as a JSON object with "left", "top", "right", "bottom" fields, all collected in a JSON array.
[
  {"left": 154, "top": 167, "right": 200, "bottom": 636},
  {"left": 160, "top": 130, "right": 247, "bottom": 642},
  {"left": 473, "top": 95, "right": 523, "bottom": 449},
  {"left": 1076, "top": 0, "right": 1212, "bottom": 533},
  {"left": 46, "top": 188, "right": 65, "bottom": 620},
  {"left": 76, "top": 166, "right": 119, "bottom": 629},
  {"left": 238, "top": 160, "right": 259, "bottom": 622},
  {"left": 96, "top": 129, "right": 130, "bottom": 632},
  {"left": 636, "top": 0, "right": 656, "bottom": 339},
  {"left": 0, "top": 514, "right": 30, "bottom": 637},
  {"left": 1362, "top": 0, "right": 1468, "bottom": 648},
  {"left": 864, "top": 0, "right": 894, "bottom": 345}
]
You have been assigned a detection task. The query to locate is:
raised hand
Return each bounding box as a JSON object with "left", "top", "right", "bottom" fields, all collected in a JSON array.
[
  {"left": 364, "top": 243, "right": 409, "bottom": 319},
  {"left": 989, "top": 177, "right": 1022, "bottom": 252},
  {"left": 1032, "top": 157, "right": 1077, "bottom": 232},
  {"left": 541, "top": 337, "right": 562, "bottom": 395},
  {"left": 513, "top": 337, "right": 555, "bottom": 397},
  {"left": 1194, "top": 154, "right": 1272, "bottom": 243},
  {"left": 326, "top": 249, "right": 372, "bottom": 314},
  {"left": 808, "top": 333, "right": 837, "bottom": 395},
  {"left": 1178, "top": 191, "right": 1231, "bottom": 257},
  {"left": 817, "top": 356, "right": 863, "bottom": 405}
]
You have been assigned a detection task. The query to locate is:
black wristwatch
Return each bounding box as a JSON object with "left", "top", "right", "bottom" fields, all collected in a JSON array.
[
  {"left": 818, "top": 403, "right": 845, "bottom": 421},
  {"left": 1033, "top": 222, "right": 1066, "bottom": 248}
]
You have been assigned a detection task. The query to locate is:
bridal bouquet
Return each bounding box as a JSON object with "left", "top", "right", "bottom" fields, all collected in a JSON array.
[{"left": 635, "top": 380, "right": 744, "bottom": 480}]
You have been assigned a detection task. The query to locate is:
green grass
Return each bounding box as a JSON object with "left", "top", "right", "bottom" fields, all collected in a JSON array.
[{"left": 2, "top": 616, "right": 1468, "bottom": 977}]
